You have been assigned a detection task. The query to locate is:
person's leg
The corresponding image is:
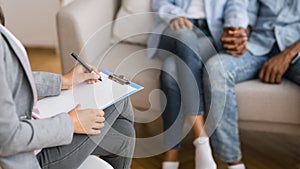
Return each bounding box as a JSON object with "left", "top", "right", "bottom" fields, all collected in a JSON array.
[
  {"left": 159, "top": 25, "right": 217, "bottom": 168},
  {"left": 285, "top": 57, "right": 300, "bottom": 85},
  {"left": 91, "top": 115, "right": 135, "bottom": 169},
  {"left": 187, "top": 34, "right": 217, "bottom": 169},
  {"left": 160, "top": 56, "right": 182, "bottom": 165},
  {"left": 36, "top": 98, "right": 134, "bottom": 169},
  {"left": 189, "top": 24, "right": 217, "bottom": 139},
  {"left": 171, "top": 20, "right": 216, "bottom": 137},
  {"left": 158, "top": 27, "right": 202, "bottom": 168},
  {"left": 161, "top": 27, "right": 205, "bottom": 139},
  {"left": 203, "top": 51, "right": 269, "bottom": 166}
]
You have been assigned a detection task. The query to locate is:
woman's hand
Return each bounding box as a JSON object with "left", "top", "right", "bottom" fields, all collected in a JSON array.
[
  {"left": 68, "top": 105, "right": 105, "bottom": 135},
  {"left": 170, "top": 17, "right": 193, "bottom": 31},
  {"left": 61, "top": 64, "right": 101, "bottom": 90}
]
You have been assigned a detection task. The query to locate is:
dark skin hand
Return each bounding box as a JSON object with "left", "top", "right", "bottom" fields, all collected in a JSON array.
[
  {"left": 259, "top": 41, "right": 300, "bottom": 84},
  {"left": 221, "top": 27, "right": 248, "bottom": 56}
]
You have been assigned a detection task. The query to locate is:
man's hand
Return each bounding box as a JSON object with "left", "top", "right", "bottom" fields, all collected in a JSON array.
[
  {"left": 170, "top": 17, "right": 193, "bottom": 31},
  {"left": 62, "top": 64, "right": 101, "bottom": 90},
  {"left": 222, "top": 27, "right": 248, "bottom": 56},
  {"left": 259, "top": 39, "right": 300, "bottom": 84},
  {"left": 68, "top": 105, "right": 105, "bottom": 135},
  {"left": 259, "top": 50, "right": 294, "bottom": 84}
]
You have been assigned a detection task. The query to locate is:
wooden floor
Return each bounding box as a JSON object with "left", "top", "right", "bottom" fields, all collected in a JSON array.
[
  {"left": 27, "top": 48, "right": 300, "bottom": 169},
  {"left": 132, "top": 121, "right": 300, "bottom": 169},
  {"left": 27, "top": 48, "right": 62, "bottom": 74}
]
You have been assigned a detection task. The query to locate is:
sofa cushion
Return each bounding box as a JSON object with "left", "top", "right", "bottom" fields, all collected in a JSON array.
[
  {"left": 97, "top": 43, "right": 162, "bottom": 113},
  {"left": 236, "top": 79, "right": 300, "bottom": 125},
  {"left": 112, "top": 0, "right": 153, "bottom": 46}
]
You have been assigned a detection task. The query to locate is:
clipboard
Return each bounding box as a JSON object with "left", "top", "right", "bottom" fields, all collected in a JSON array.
[{"left": 37, "top": 70, "right": 144, "bottom": 118}]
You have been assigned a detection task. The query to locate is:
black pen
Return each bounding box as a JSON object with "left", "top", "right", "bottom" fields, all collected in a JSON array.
[{"left": 71, "top": 53, "right": 102, "bottom": 81}]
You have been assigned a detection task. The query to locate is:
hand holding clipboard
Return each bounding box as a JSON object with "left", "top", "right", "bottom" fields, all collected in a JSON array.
[{"left": 37, "top": 54, "right": 143, "bottom": 118}]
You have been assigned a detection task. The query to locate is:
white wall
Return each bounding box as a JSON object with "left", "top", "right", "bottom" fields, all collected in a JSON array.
[{"left": 2, "top": 0, "right": 61, "bottom": 48}]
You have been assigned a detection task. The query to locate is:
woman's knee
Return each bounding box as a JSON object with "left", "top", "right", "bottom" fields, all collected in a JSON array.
[
  {"left": 161, "top": 57, "right": 179, "bottom": 83},
  {"left": 113, "top": 119, "right": 135, "bottom": 155},
  {"left": 163, "top": 27, "right": 198, "bottom": 48},
  {"left": 113, "top": 98, "right": 134, "bottom": 122}
]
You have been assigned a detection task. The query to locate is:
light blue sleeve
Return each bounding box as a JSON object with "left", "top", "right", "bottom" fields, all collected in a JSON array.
[
  {"left": 247, "top": 0, "right": 260, "bottom": 26},
  {"left": 152, "top": 0, "right": 186, "bottom": 24},
  {"left": 223, "top": 0, "right": 249, "bottom": 28}
]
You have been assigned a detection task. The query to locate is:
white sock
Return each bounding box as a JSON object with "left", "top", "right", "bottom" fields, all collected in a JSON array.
[
  {"left": 162, "top": 161, "right": 180, "bottom": 169},
  {"left": 228, "top": 163, "right": 246, "bottom": 169},
  {"left": 193, "top": 137, "right": 217, "bottom": 169}
]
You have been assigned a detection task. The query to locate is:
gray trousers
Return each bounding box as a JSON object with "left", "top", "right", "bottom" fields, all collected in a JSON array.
[{"left": 0, "top": 98, "right": 135, "bottom": 169}]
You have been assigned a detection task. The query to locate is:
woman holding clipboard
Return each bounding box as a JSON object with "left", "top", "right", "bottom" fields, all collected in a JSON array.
[{"left": 0, "top": 7, "right": 134, "bottom": 169}]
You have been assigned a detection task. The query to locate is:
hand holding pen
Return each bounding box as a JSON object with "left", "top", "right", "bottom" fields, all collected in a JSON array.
[
  {"left": 71, "top": 53, "right": 102, "bottom": 81},
  {"left": 60, "top": 53, "right": 102, "bottom": 90}
]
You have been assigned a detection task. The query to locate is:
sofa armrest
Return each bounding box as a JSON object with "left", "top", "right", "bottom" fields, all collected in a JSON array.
[{"left": 57, "top": 0, "right": 120, "bottom": 73}]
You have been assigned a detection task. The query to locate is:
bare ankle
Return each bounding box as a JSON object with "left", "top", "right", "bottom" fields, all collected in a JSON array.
[
  {"left": 228, "top": 161, "right": 243, "bottom": 166},
  {"left": 164, "top": 149, "right": 179, "bottom": 162}
]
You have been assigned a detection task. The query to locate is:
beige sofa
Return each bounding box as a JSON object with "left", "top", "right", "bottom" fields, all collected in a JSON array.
[{"left": 57, "top": 0, "right": 300, "bottom": 135}]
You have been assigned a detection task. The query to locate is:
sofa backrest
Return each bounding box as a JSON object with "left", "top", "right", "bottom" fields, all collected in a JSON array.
[
  {"left": 112, "top": 0, "right": 153, "bottom": 46},
  {"left": 57, "top": 0, "right": 120, "bottom": 73}
]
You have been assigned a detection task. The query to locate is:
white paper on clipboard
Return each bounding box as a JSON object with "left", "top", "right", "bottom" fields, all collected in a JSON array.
[{"left": 37, "top": 70, "right": 143, "bottom": 118}]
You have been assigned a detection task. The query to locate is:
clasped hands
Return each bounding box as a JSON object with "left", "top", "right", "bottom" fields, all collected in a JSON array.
[
  {"left": 222, "top": 27, "right": 293, "bottom": 84},
  {"left": 221, "top": 27, "right": 248, "bottom": 57},
  {"left": 62, "top": 64, "right": 105, "bottom": 135},
  {"left": 169, "top": 18, "right": 248, "bottom": 56}
]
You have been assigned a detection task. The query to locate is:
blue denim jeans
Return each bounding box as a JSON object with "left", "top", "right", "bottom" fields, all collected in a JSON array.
[
  {"left": 203, "top": 44, "right": 300, "bottom": 162},
  {"left": 157, "top": 19, "right": 217, "bottom": 149}
]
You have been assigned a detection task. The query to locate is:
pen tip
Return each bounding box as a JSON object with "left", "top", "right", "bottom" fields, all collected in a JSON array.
[{"left": 99, "top": 78, "right": 102, "bottom": 82}]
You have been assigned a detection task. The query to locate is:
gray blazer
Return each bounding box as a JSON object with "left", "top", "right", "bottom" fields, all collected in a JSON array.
[{"left": 0, "top": 25, "right": 74, "bottom": 168}]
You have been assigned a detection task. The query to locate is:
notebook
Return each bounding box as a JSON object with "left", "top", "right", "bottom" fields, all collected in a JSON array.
[{"left": 37, "top": 70, "right": 143, "bottom": 118}]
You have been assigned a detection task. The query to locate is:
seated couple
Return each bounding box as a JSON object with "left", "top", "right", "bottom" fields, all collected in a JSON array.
[{"left": 149, "top": 0, "right": 300, "bottom": 169}]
